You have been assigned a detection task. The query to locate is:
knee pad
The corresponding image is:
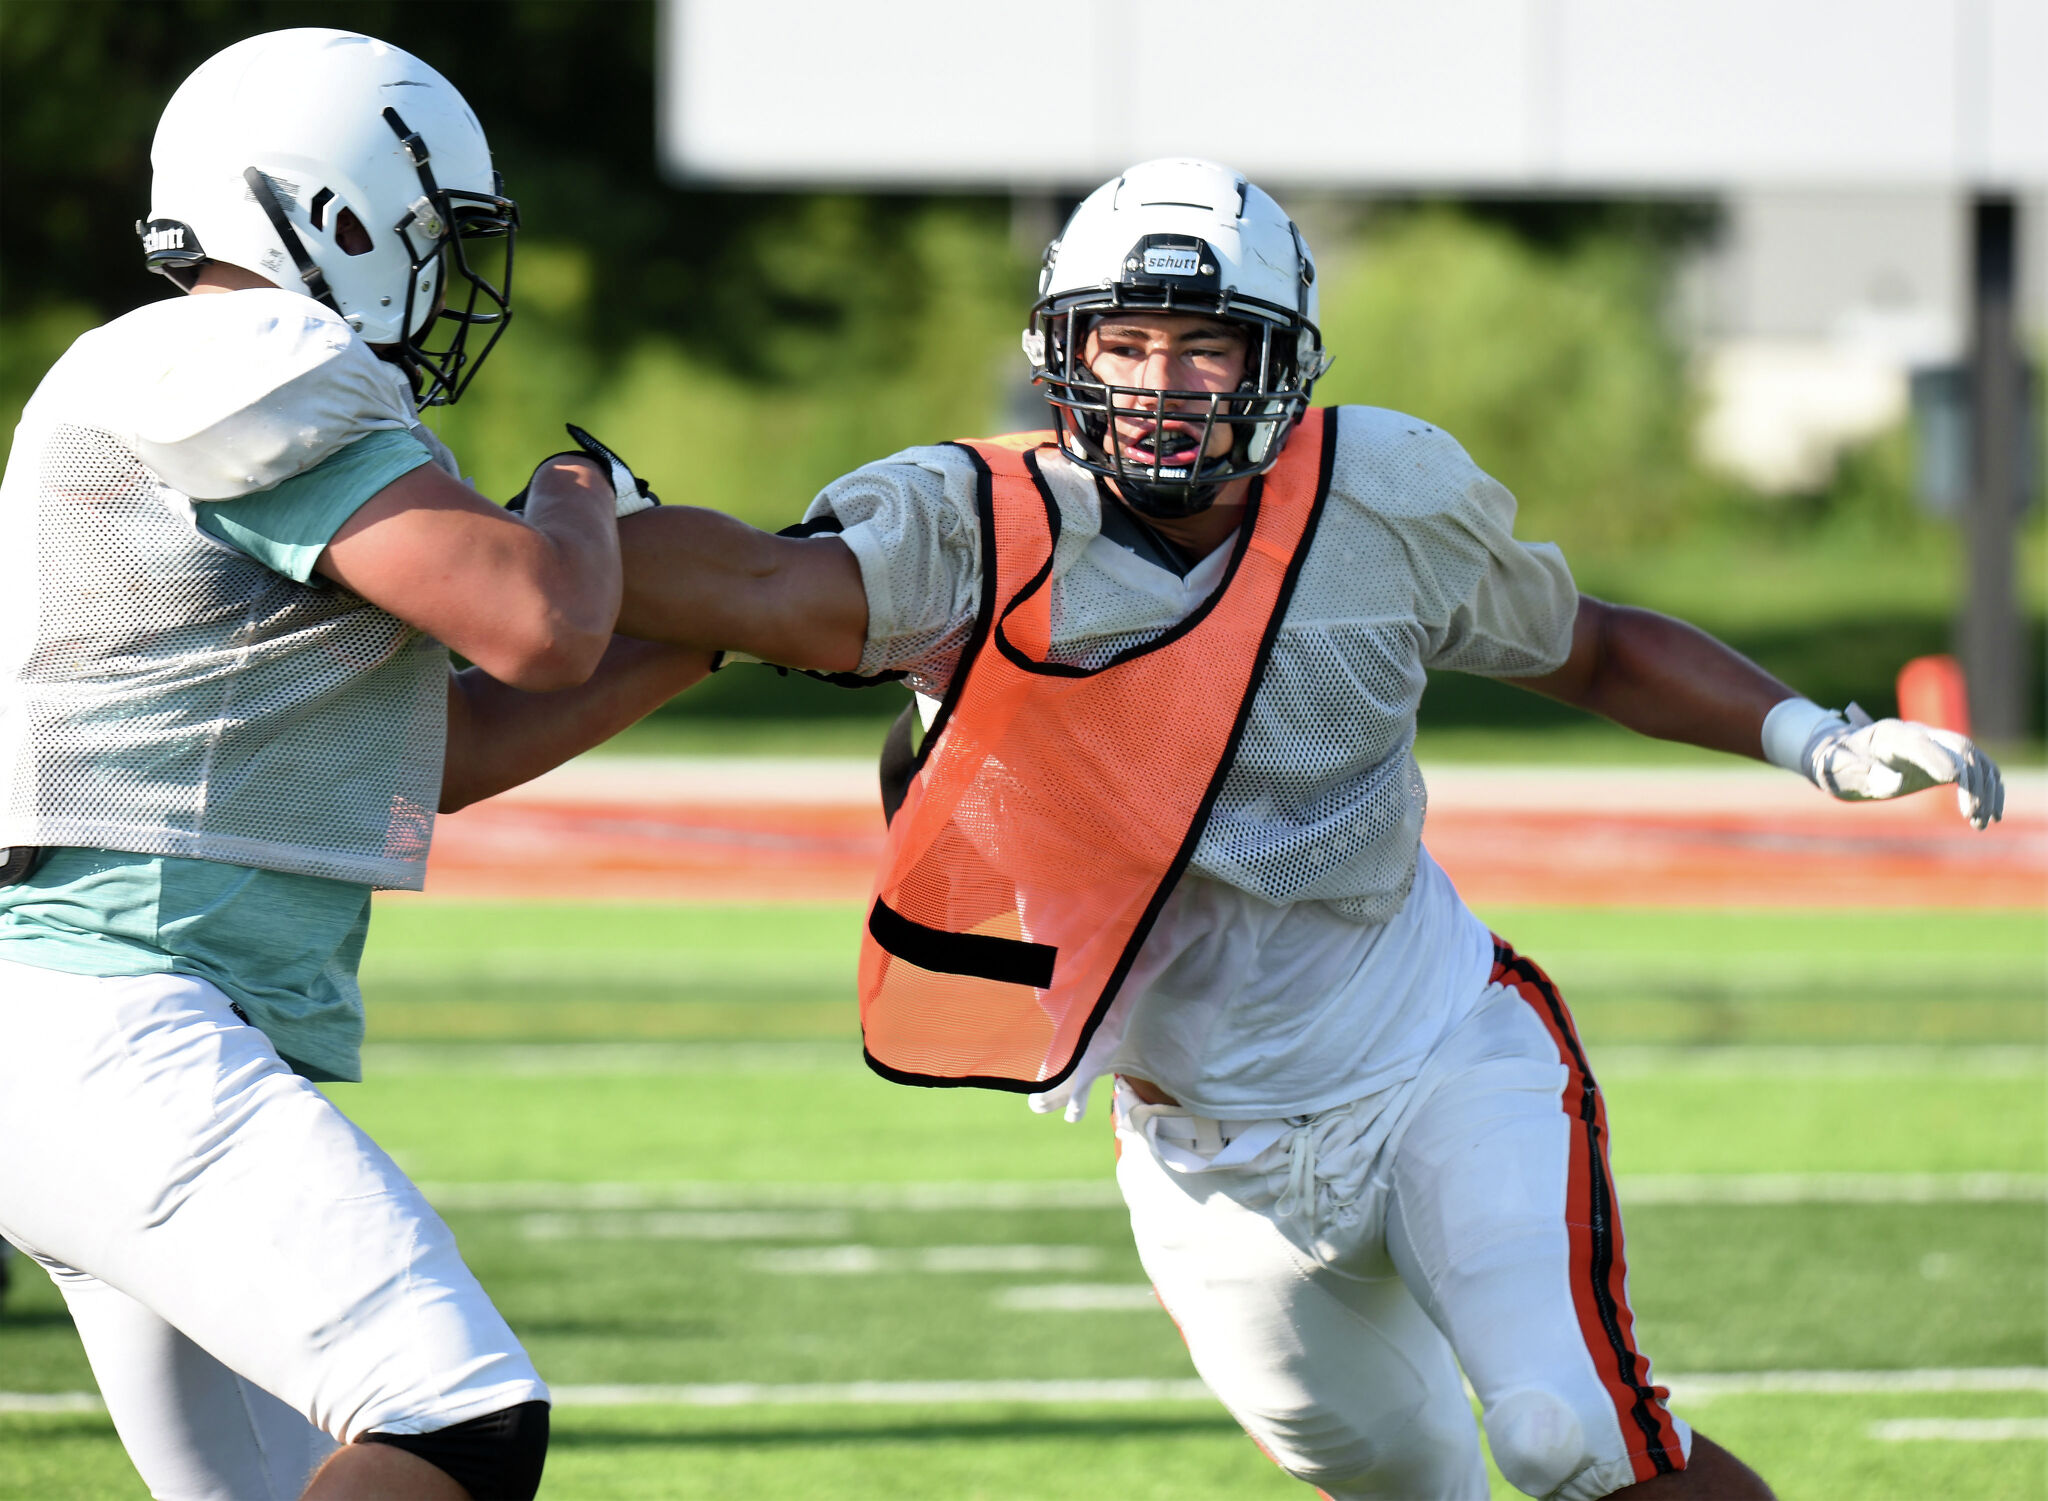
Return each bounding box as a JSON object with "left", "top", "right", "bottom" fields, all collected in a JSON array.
[
  {"left": 1483, "top": 1387, "right": 1590, "bottom": 1499},
  {"left": 361, "top": 1400, "right": 549, "bottom": 1500}
]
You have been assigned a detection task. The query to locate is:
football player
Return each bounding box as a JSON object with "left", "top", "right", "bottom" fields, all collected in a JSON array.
[
  {"left": 0, "top": 29, "right": 706, "bottom": 1501},
  {"left": 609, "top": 158, "right": 2002, "bottom": 1499}
]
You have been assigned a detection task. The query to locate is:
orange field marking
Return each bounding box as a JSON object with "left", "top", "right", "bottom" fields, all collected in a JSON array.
[{"left": 413, "top": 760, "right": 2046, "bottom": 907}]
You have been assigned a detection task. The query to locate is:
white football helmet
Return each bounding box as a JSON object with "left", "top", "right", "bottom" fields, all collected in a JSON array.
[
  {"left": 141, "top": 28, "right": 517, "bottom": 406},
  {"left": 1023, "top": 158, "right": 1332, "bottom": 516}
]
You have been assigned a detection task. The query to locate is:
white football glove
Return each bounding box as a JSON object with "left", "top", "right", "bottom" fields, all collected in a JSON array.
[
  {"left": 508, "top": 424, "right": 661, "bottom": 518},
  {"left": 1766, "top": 699, "right": 2005, "bottom": 830}
]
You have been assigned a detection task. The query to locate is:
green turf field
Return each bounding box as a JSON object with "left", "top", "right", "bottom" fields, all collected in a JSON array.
[{"left": 4, "top": 903, "right": 2044, "bottom": 1499}]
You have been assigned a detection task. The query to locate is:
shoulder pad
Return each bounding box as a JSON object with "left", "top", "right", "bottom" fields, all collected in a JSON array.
[
  {"left": 1326, "top": 405, "right": 1486, "bottom": 519},
  {"left": 98, "top": 290, "right": 416, "bottom": 500}
]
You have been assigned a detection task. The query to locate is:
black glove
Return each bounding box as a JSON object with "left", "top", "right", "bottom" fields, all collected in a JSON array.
[{"left": 507, "top": 424, "right": 660, "bottom": 516}]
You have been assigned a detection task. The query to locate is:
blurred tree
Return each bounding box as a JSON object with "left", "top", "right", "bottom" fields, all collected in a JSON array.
[
  {"left": 1315, "top": 207, "right": 1713, "bottom": 549},
  {"left": 0, "top": 0, "right": 1002, "bottom": 385},
  {"left": 10, "top": 4, "right": 2023, "bottom": 736}
]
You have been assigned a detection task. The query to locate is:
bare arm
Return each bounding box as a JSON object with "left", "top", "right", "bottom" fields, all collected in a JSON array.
[
  {"left": 1513, "top": 595, "right": 1795, "bottom": 760},
  {"left": 612, "top": 506, "right": 869, "bottom": 672},
  {"left": 439, "top": 636, "right": 713, "bottom": 812},
  {"left": 437, "top": 497, "right": 865, "bottom": 811},
  {"left": 316, "top": 456, "right": 621, "bottom": 691}
]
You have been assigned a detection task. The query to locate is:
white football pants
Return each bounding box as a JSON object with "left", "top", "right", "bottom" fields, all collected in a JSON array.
[
  {"left": 0, "top": 956, "right": 547, "bottom": 1500},
  {"left": 1114, "top": 944, "right": 1690, "bottom": 1501}
]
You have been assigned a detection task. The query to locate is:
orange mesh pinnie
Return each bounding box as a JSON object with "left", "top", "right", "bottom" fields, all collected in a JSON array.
[{"left": 859, "top": 412, "right": 1335, "bottom": 1090}]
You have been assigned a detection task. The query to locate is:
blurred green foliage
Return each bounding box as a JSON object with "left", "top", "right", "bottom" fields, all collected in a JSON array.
[
  {"left": 0, "top": 0, "right": 1033, "bottom": 527},
  {"left": 3, "top": 0, "right": 2038, "bottom": 741},
  {"left": 429, "top": 206, "right": 1027, "bottom": 522},
  {"left": 1316, "top": 207, "right": 1704, "bottom": 550}
]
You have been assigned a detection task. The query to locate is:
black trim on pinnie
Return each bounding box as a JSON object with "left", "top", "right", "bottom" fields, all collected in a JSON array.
[
  {"left": 898, "top": 441, "right": 1006, "bottom": 782},
  {"left": 1055, "top": 409, "right": 1335, "bottom": 1092},
  {"left": 877, "top": 704, "right": 919, "bottom": 825},
  {"left": 991, "top": 449, "right": 1266, "bottom": 679},
  {"left": 1492, "top": 937, "right": 1679, "bottom": 1475},
  {"left": 868, "top": 897, "right": 1058, "bottom": 988}
]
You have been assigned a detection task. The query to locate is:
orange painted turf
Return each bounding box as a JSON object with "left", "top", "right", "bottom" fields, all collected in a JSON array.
[{"left": 415, "top": 764, "right": 2044, "bottom": 907}]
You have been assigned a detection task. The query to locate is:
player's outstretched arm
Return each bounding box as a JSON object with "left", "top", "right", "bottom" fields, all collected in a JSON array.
[
  {"left": 1514, "top": 597, "right": 1793, "bottom": 758},
  {"left": 612, "top": 505, "right": 870, "bottom": 673},
  {"left": 439, "top": 636, "right": 712, "bottom": 812},
  {"left": 1516, "top": 596, "right": 2004, "bottom": 829},
  {"left": 436, "top": 491, "right": 872, "bottom": 811},
  {"left": 315, "top": 453, "right": 622, "bottom": 691},
  {"left": 336, "top": 435, "right": 718, "bottom": 811}
]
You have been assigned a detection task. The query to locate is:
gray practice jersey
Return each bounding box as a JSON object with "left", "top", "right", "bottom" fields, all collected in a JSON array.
[
  {"left": 812, "top": 405, "right": 1579, "bottom": 925},
  {"left": 0, "top": 289, "right": 453, "bottom": 889}
]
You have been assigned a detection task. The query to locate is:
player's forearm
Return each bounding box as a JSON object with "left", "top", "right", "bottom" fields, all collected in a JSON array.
[
  {"left": 612, "top": 507, "right": 868, "bottom": 672},
  {"left": 511, "top": 458, "right": 626, "bottom": 681},
  {"left": 1520, "top": 596, "right": 1795, "bottom": 761},
  {"left": 438, "top": 638, "right": 712, "bottom": 812}
]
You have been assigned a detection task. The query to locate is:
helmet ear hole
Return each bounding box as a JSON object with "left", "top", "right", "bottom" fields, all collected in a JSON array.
[
  {"left": 334, "top": 207, "right": 373, "bottom": 257},
  {"left": 144, "top": 29, "right": 515, "bottom": 405}
]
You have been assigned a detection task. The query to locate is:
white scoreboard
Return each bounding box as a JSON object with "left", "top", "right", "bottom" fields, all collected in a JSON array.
[{"left": 660, "top": 0, "right": 2048, "bottom": 191}]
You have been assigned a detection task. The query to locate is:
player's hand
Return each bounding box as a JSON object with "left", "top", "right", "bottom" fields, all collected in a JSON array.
[
  {"left": 508, "top": 424, "right": 661, "bottom": 518},
  {"left": 1804, "top": 705, "right": 2005, "bottom": 830}
]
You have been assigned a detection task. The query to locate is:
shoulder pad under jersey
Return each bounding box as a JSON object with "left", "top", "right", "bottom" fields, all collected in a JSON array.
[{"left": 86, "top": 289, "right": 418, "bottom": 501}]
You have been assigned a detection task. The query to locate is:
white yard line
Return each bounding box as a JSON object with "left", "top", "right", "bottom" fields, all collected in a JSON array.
[
  {"left": 1870, "top": 1418, "right": 2048, "bottom": 1441},
  {"left": 519, "top": 1211, "right": 854, "bottom": 1241},
  {"left": 11, "top": 1369, "right": 2048, "bottom": 1417},
  {"left": 1617, "top": 1173, "right": 2048, "bottom": 1204},
  {"left": 418, "top": 1173, "right": 2048, "bottom": 1214},
  {"left": 752, "top": 1246, "right": 1104, "bottom": 1274},
  {"left": 995, "top": 1285, "right": 1161, "bottom": 1312},
  {"left": 0, "top": 1393, "right": 104, "bottom": 1414},
  {"left": 1670, "top": 1368, "right": 2048, "bottom": 1400},
  {"left": 361, "top": 1042, "right": 860, "bottom": 1075},
  {"left": 422, "top": 1180, "right": 1129, "bottom": 1211},
  {"left": 1589, "top": 1045, "right": 2045, "bottom": 1079}
]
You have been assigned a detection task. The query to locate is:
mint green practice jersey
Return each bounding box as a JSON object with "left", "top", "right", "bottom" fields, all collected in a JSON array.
[{"left": 0, "top": 289, "right": 456, "bottom": 1080}]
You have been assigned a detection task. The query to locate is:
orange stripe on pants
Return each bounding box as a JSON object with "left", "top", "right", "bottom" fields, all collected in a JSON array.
[{"left": 1490, "top": 936, "right": 1687, "bottom": 1483}]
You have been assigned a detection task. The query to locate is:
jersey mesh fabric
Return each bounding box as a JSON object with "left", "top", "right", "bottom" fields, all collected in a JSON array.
[
  {"left": 815, "top": 407, "right": 1577, "bottom": 924},
  {"left": 0, "top": 298, "right": 451, "bottom": 890}
]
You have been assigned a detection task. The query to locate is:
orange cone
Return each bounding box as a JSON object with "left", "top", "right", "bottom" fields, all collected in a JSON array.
[{"left": 1896, "top": 654, "right": 1971, "bottom": 734}]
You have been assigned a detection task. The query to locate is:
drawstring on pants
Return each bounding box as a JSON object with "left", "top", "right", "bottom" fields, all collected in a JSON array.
[{"left": 1273, "top": 1117, "right": 1317, "bottom": 1231}]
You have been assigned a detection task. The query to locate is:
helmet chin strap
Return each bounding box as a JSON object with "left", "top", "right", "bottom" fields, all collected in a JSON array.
[{"left": 1116, "top": 470, "right": 1228, "bottom": 519}]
